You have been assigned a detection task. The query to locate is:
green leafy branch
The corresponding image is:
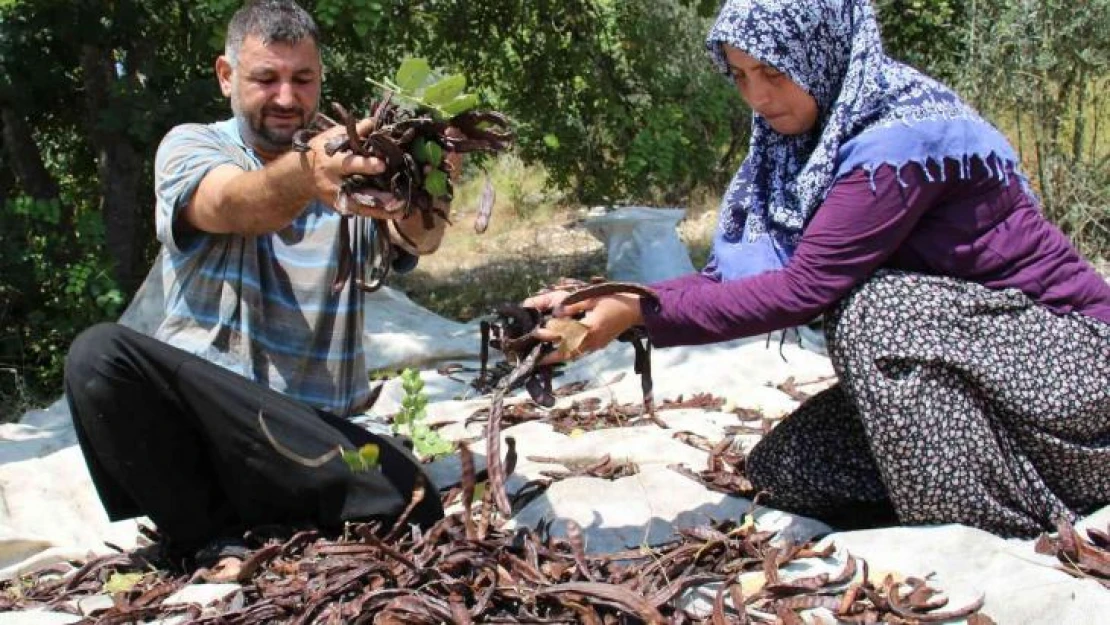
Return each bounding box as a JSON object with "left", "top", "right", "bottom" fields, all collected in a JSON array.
[
  {"left": 367, "top": 57, "right": 489, "bottom": 200},
  {"left": 369, "top": 57, "right": 480, "bottom": 121},
  {"left": 393, "top": 368, "right": 454, "bottom": 459}
]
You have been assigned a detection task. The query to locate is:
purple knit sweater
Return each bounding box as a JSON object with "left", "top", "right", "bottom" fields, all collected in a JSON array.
[{"left": 643, "top": 161, "right": 1110, "bottom": 347}]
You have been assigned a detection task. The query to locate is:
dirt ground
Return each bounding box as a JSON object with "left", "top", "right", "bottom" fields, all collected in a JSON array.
[{"left": 394, "top": 204, "right": 718, "bottom": 322}]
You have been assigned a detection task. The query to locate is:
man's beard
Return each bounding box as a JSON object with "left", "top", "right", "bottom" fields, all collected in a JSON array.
[{"left": 236, "top": 104, "right": 314, "bottom": 155}]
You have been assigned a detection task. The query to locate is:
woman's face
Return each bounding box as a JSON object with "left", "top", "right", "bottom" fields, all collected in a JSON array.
[{"left": 723, "top": 45, "right": 818, "bottom": 136}]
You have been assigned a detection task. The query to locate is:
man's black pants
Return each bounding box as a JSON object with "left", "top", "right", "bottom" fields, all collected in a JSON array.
[{"left": 64, "top": 323, "right": 443, "bottom": 554}]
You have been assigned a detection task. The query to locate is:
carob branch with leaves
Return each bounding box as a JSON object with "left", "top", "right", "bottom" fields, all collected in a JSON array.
[{"left": 293, "top": 58, "right": 514, "bottom": 292}]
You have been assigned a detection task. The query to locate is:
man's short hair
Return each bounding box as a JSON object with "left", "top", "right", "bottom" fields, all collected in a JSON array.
[{"left": 225, "top": 0, "right": 320, "bottom": 67}]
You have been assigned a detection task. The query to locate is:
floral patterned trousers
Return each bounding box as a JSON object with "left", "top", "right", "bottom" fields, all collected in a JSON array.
[{"left": 747, "top": 271, "right": 1110, "bottom": 537}]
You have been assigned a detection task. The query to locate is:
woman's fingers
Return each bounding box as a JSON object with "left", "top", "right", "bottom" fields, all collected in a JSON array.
[
  {"left": 523, "top": 289, "right": 572, "bottom": 312},
  {"left": 553, "top": 298, "right": 597, "bottom": 317}
]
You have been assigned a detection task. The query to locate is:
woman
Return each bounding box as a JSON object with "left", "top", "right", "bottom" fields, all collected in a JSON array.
[{"left": 526, "top": 0, "right": 1110, "bottom": 538}]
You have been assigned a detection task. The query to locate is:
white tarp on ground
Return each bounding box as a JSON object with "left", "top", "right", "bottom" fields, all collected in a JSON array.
[
  {"left": 3, "top": 307, "right": 1108, "bottom": 623},
  {"left": 4, "top": 226, "right": 1110, "bottom": 621}
]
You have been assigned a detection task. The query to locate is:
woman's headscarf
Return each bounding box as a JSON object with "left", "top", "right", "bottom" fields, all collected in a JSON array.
[{"left": 704, "top": 0, "right": 1022, "bottom": 280}]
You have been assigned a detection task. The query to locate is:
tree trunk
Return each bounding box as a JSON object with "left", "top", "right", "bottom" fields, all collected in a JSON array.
[
  {"left": 0, "top": 107, "right": 60, "bottom": 201},
  {"left": 80, "top": 44, "right": 146, "bottom": 293},
  {"left": 0, "top": 117, "right": 11, "bottom": 211}
]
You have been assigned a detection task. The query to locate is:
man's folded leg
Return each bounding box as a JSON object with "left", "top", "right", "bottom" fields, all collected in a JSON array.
[{"left": 64, "top": 322, "right": 442, "bottom": 557}]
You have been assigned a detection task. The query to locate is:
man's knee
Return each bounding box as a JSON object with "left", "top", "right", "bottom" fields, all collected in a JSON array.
[{"left": 65, "top": 323, "right": 130, "bottom": 382}]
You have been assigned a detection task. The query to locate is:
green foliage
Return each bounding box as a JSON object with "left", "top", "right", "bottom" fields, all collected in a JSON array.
[
  {"left": 953, "top": 0, "right": 1110, "bottom": 258},
  {"left": 0, "top": 0, "right": 235, "bottom": 417},
  {"left": 3, "top": 0, "right": 1107, "bottom": 418},
  {"left": 103, "top": 572, "right": 145, "bottom": 595},
  {"left": 369, "top": 56, "right": 483, "bottom": 198},
  {"left": 341, "top": 443, "right": 382, "bottom": 473},
  {"left": 0, "top": 195, "right": 124, "bottom": 418},
  {"left": 312, "top": 0, "right": 745, "bottom": 205},
  {"left": 370, "top": 57, "right": 480, "bottom": 121},
  {"left": 392, "top": 368, "right": 453, "bottom": 459},
  {"left": 874, "top": 0, "right": 965, "bottom": 81}
]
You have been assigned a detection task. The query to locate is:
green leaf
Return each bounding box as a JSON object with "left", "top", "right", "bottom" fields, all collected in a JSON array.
[
  {"left": 440, "top": 93, "right": 480, "bottom": 117},
  {"left": 543, "top": 134, "right": 561, "bottom": 148},
  {"left": 412, "top": 138, "right": 429, "bottom": 163},
  {"left": 395, "top": 57, "right": 432, "bottom": 93},
  {"left": 342, "top": 444, "right": 380, "bottom": 472},
  {"left": 342, "top": 450, "right": 364, "bottom": 472},
  {"left": 424, "top": 169, "right": 450, "bottom": 197},
  {"left": 104, "top": 572, "right": 144, "bottom": 594},
  {"left": 357, "top": 443, "right": 380, "bottom": 468},
  {"left": 423, "top": 141, "right": 444, "bottom": 166},
  {"left": 422, "top": 74, "right": 467, "bottom": 107}
]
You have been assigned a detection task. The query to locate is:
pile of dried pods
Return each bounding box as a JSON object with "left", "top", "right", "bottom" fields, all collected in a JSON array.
[{"left": 2, "top": 435, "right": 998, "bottom": 624}]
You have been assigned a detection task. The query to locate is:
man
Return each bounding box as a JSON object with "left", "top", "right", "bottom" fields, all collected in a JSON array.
[{"left": 64, "top": 0, "right": 444, "bottom": 572}]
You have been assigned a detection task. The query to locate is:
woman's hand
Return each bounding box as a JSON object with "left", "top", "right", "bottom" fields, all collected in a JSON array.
[{"left": 524, "top": 290, "right": 645, "bottom": 365}]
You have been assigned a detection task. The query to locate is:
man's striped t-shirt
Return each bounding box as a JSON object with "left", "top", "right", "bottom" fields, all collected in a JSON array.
[{"left": 153, "top": 118, "right": 408, "bottom": 416}]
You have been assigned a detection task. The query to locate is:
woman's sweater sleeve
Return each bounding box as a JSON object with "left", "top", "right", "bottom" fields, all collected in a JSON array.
[{"left": 641, "top": 165, "right": 948, "bottom": 347}]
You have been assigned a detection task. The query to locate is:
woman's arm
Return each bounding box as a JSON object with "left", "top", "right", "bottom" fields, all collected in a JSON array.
[{"left": 642, "top": 164, "right": 950, "bottom": 347}]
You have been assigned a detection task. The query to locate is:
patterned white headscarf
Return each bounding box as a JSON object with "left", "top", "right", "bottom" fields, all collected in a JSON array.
[{"left": 704, "top": 0, "right": 1020, "bottom": 280}]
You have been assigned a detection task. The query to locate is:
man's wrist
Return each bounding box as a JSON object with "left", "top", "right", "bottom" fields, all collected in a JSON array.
[{"left": 387, "top": 211, "right": 445, "bottom": 256}]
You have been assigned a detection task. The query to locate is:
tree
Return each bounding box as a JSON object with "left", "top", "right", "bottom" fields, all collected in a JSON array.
[{"left": 0, "top": 0, "right": 232, "bottom": 404}]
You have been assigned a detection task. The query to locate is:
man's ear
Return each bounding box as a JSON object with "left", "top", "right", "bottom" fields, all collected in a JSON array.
[{"left": 215, "top": 56, "right": 234, "bottom": 97}]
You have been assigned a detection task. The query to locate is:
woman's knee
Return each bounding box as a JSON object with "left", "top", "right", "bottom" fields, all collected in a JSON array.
[
  {"left": 745, "top": 427, "right": 802, "bottom": 494},
  {"left": 826, "top": 272, "right": 923, "bottom": 366}
]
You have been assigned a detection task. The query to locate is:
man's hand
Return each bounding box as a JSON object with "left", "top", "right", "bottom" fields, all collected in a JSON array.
[
  {"left": 299, "top": 119, "right": 404, "bottom": 219},
  {"left": 304, "top": 119, "right": 450, "bottom": 257},
  {"left": 386, "top": 207, "right": 447, "bottom": 256}
]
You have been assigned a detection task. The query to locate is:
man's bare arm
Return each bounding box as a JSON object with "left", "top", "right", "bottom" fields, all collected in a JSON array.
[
  {"left": 182, "top": 122, "right": 385, "bottom": 235},
  {"left": 182, "top": 120, "right": 451, "bottom": 257}
]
